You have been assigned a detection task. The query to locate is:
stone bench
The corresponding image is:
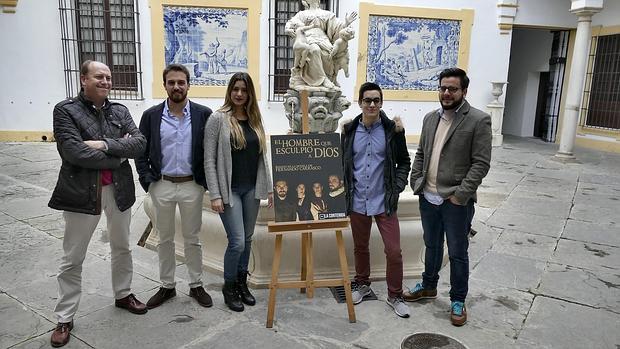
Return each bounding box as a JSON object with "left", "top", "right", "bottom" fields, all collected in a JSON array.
[{"left": 144, "top": 191, "right": 429, "bottom": 287}]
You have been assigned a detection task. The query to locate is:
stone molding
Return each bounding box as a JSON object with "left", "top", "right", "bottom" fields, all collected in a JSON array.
[
  {"left": 0, "top": 0, "right": 18, "bottom": 13},
  {"left": 570, "top": 0, "right": 603, "bottom": 18},
  {"left": 497, "top": 0, "right": 518, "bottom": 35}
]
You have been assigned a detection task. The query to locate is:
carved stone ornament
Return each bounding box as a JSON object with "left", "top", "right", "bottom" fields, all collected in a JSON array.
[
  {"left": 284, "top": 89, "right": 351, "bottom": 133},
  {"left": 284, "top": 0, "right": 357, "bottom": 133}
]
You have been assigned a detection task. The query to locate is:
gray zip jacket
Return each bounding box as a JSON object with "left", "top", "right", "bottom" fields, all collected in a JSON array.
[{"left": 203, "top": 110, "right": 273, "bottom": 205}]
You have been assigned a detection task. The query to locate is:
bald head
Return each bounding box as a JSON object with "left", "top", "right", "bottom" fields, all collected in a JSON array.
[{"left": 80, "top": 60, "right": 111, "bottom": 108}]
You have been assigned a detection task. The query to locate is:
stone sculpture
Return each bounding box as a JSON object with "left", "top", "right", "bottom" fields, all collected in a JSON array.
[{"left": 284, "top": 0, "right": 357, "bottom": 133}]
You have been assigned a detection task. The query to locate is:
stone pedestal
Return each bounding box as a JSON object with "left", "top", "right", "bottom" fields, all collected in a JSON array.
[
  {"left": 488, "top": 81, "right": 507, "bottom": 147},
  {"left": 144, "top": 191, "right": 431, "bottom": 287},
  {"left": 283, "top": 89, "right": 351, "bottom": 133},
  {"left": 488, "top": 103, "right": 505, "bottom": 147}
]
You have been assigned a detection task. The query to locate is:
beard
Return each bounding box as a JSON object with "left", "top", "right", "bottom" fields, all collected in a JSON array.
[
  {"left": 440, "top": 95, "right": 463, "bottom": 110},
  {"left": 169, "top": 91, "right": 187, "bottom": 103}
]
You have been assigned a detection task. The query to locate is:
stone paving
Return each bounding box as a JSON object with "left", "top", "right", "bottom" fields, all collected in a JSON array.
[{"left": 0, "top": 136, "right": 619, "bottom": 349}]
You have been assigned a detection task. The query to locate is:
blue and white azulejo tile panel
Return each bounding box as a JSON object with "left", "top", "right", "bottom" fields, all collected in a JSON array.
[
  {"left": 163, "top": 6, "right": 249, "bottom": 87},
  {"left": 366, "top": 15, "right": 461, "bottom": 91}
]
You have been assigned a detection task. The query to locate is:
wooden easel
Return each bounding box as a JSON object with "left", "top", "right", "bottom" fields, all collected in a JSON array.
[
  {"left": 265, "top": 90, "right": 356, "bottom": 328},
  {"left": 266, "top": 218, "right": 355, "bottom": 328}
]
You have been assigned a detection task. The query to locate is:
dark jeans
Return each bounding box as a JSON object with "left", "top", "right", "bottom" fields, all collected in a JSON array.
[
  {"left": 419, "top": 195, "right": 474, "bottom": 302},
  {"left": 219, "top": 186, "right": 260, "bottom": 282}
]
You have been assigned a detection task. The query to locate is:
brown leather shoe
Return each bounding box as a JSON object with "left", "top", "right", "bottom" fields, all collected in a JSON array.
[
  {"left": 146, "top": 287, "right": 176, "bottom": 309},
  {"left": 115, "top": 293, "right": 148, "bottom": 314},
  {"left": 450, "top": 302, "right": 467, "bottom": 326},
  {"left": 190, "top": 286, "right": 213, "bottom": 307},
  {"left": 50, "top": 321, "right": 73, "bottom": 347},
  {"left": 403, "top": 283, "right": 438, "bottom": 302}
]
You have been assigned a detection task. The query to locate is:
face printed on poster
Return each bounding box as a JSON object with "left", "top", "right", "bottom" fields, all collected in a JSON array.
[{"left": 271, "top": 133, "right": 346, "bottom": 222}]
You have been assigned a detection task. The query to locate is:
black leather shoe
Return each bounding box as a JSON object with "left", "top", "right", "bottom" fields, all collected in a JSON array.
[
  {"left": 237, "top": 271, "right": 256, "bottom": 306},
  {"left": 115, "top": 293, "right": 148, "bottom": 314},
  {"left": 222, "top": 281, "right": 244, "bottom": 312},
  {"left": 50, "top": 321, "right": 73, "bottom": 347},
  {"left": 190, "top": 286, "right": 213, "bottom": 307},
  {"left": 146, "top": 287, "right": 176, "bottom": 309}
]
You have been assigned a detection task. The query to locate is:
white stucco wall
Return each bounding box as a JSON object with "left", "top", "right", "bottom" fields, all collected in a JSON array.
[
  {"left": 346, "top": 0, "right": 513, "bottom": 136},
  {"left": 503, "top": 28, "right": 553, "bottom": 137},
  {"left": 0, "top": 0, "right": 513, "bottom": 137},
  {"left": 591, "top": 0, "right": 620, "bottom": 26},
  {"left": 505, "top": 0, "right": 619, "bottom": 139},
  {"left": 515, "top": 0, "right": 620, "bottom": 28},
  {"left": 3, "top": 0, "right": 615, "bottom": 138},
  {"left": 0, "top": 0, "right": 66, "bottom": 133},
  {"left": 514, "top": 0, "right": 576, "bottom": 29}
]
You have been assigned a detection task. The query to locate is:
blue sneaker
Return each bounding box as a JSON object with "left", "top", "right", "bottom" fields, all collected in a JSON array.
[
  {"left": 450, "top": 301, "right": 467, "bottom": 326},
  {"left": 403, "top": 283, "right": 437, "bottom": 302}
]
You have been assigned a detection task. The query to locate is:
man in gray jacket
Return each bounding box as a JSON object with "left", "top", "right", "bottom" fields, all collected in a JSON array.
[
  {"left": 405, "top": 68, "right": 492, "bottom": 326},
  {"left": 48, "top": 60, "right": 147, "bottom": 347}
]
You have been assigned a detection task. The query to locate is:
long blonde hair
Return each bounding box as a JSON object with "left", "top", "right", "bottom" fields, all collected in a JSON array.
[{"left": 219, "top": 72, "right": 266, "bottom": 153}]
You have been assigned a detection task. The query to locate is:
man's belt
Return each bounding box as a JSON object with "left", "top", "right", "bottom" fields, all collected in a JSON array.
[{"left": 162, "top": 175, "right": 194, "bottom": 183}]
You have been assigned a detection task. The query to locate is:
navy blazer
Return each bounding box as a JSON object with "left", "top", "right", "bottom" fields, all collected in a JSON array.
[{"left": 135, "top": 100, "right": 212, "bottom": 192}]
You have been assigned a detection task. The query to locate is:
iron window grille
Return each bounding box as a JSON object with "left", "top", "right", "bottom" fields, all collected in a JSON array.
[
  {"left": 540, "top": 30, "right": 569, "bottom": 143},
  {"left": 268, "top": 0, "right": 339, "bottom": 102},
  {"left": 59, "top": 0, "right": 143, "bottom": 100},
  {"left": 580, "top": 33, "right": 620, "bottom": 130}
]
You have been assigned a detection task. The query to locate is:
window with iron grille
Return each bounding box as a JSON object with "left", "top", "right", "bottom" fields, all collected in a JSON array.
[
  {"left": 268, "top": 0, "right": 339, "bottom": 102},
  {"left": 580, "top": 33, "right": 620, "bottom": 130},
  {"left": 59, "top": 0, "right": 143, "bottom": 100}
]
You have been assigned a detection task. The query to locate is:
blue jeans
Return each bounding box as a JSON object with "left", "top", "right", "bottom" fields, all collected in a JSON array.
[
  {"left": 419, "top": 195, "right": 474, "bottom": 302},
  {"left": 219, "top": 186, "right": 260, "bottom": 282}
]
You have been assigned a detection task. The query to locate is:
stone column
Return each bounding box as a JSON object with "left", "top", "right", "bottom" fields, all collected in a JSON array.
[{"left": 556, "top": 0, "right": 603, "bottom": 158}]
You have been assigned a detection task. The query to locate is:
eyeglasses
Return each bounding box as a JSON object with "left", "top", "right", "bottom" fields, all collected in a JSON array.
[
  {"left": 438, "top": 86, "right": 461, "bottom": 93},
  {"left": 361, "top": 98, "right": 382, "bottom": 106}
]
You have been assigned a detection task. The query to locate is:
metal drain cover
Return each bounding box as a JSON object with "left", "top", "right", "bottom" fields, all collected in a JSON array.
[{"left": 401, "top": 333, "right": 467, "bottom": 349}]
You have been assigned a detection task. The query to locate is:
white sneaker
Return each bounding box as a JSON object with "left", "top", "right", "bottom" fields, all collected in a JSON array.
[
  {"left": 386, "top": 296, "right": 410, "bottom": 318},
  {"left": 351, "top": 284, "right": 372, "bottom": 305}
]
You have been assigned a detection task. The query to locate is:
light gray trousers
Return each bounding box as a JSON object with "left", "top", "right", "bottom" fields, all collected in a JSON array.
[
  {"left": 54, "top": 185, "right": 133, "bottom": 323},
  {"left": 149, "top": 179, "right": 204, "bottom": 289}
]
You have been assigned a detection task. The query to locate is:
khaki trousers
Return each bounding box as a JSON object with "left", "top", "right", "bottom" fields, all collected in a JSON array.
[
  {"left": 54, "top": 185, "right": 133, "bottom": 323},
  {"left": 149, "top": 179, "right": 204, "bottom": 289}
]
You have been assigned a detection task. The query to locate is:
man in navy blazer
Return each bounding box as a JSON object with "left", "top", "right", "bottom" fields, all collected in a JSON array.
[{"left": 135, "top": 64, "right": 213, "bottom": 309}]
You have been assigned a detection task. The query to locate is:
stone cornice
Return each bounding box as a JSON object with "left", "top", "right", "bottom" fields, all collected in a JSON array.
[
  {"left": 0, "top": 0, "right": 18, "bottom": 13},
  {"left": 570, "top": 0, "right": 603, "bottom": 16},
  {"left": 497, "top": 0, "right": 518, "bottom": 35},
  {"left": 570, "top": 8, "right": 603, "bottom": 18}
]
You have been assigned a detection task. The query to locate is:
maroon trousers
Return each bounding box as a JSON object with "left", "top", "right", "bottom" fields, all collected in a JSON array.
[{"left": 350, "top": 211, "right": 403, "bottom": 298}]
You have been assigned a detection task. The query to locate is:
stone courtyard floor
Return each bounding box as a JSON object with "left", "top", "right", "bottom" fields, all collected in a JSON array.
[{"left": 0, "top": 136, "right": 618, "bottom": 348}]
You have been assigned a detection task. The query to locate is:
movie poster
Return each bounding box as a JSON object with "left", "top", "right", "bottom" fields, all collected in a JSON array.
[{"left": 271, "top": 133, "right": 347, "bottom": 223}]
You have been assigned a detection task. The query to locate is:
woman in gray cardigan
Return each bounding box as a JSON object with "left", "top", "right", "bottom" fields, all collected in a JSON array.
[{"left": 204, "top": 72, "right": 273, "bottom": 312}]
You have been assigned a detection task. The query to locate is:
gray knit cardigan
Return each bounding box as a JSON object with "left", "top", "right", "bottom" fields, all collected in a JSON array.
[{"left": 203, "top": 110, "right": 273, "bottom": 205}]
